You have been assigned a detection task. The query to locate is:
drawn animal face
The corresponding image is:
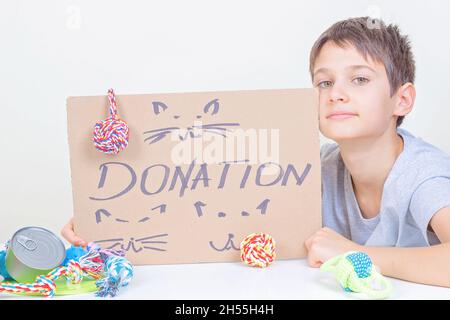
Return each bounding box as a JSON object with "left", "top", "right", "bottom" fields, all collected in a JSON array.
[
  {"left": 143, "top": 98, "right": 240, "bottom": 144},
  {"left": 94, "top": 199, "right": 271, "bottom": 254}
]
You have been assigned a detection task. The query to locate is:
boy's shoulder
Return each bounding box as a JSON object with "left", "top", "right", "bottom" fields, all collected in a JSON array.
[
  {"left": 319, "top": 128, "right": 450, "bottom": 181},
  {"left": 397, "top": 128, "right": 450, "bottom": 179}
]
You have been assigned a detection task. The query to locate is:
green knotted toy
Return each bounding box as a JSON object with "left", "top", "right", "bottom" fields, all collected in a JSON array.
[{"left": 320, "top": 251, "right": 393, "bottom": 299}]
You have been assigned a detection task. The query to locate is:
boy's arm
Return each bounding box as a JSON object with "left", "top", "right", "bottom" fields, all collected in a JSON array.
[
  {"left": 305, "top": 206, "right": 450, "bottom": 287},
  {"left": 361, "top": 242, "right": 450, "bottom": 287},
  {"left": 363, "top": 205, "right": 450, "bottom": 287}
]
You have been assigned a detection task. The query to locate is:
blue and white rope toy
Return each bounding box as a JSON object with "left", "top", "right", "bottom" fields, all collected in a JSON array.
[{"left": 96, "top": 255, "right": 134, "bottom": 297}]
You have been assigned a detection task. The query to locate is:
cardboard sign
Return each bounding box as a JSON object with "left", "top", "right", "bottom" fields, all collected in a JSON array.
[{"left": 66, "top": 88, "right": 321, "bottom": 265}]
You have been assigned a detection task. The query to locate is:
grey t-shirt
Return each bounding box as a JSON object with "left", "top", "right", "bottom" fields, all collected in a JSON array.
[{"left": 321, "top": 128, "right": 450, "bottom": 247}]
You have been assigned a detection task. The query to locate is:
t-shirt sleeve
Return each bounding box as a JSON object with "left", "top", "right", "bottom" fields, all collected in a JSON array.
[{"left": 409, "top": 177, "right": 450, "bottom": 242}]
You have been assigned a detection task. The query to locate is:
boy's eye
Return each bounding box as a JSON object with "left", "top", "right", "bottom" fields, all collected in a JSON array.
[
  {"left": 352, "top": 77, "right": 369, "bottom": 85},
  {"left": 317, "top": 80, "right": 333, "bottom": 88}
]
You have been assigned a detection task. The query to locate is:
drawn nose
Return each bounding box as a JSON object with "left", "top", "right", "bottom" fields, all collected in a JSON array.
[
  {"left": 178, "top": 127, "right": 202, "bottom": 140},
  {"left": 178, "top": 131, "right": 189, "bottom": 141}
]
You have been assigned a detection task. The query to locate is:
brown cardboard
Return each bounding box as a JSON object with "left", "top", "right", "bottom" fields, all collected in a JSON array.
[{"left": 66, "top": 88, "right": 321, "bottom": 265}]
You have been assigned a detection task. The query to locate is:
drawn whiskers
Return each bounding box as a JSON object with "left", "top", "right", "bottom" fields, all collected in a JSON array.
[
  {"left": 192, "top": 123, "right": 240, "bottom": 138},
  {"left": 198, "top": 122, "right": 241, "bottom": 130},
  {"left": 143, "top": 122, "right": 241, "bottom": 145},
  {"left": 94, "top": 233, "right": 169, "bottom": 253},
  {"left": 137, "top": 234, "right": 169, "bottom": 252},
  {"left": 143, "top": 127, "right": 179, "bottom": 145}
]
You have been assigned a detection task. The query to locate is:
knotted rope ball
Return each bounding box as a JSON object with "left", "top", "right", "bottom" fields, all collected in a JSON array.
[
  {"left": 93, "top": 88, "right": 129, "bottom": 154},
  {"left": 240, "top": 233, "right": 276, "bottom": 268}
]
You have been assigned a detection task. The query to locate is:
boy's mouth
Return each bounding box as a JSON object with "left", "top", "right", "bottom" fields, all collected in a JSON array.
[{"left": 326, "top": 111, "right": 358, "bottom": 120}]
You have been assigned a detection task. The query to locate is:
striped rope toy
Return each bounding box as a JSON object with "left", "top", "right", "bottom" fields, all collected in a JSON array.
[
  {"left": 240, "top": 233, "right": 276, "bottom": 268},
  {"left": 0, "top": 260, "right": 90, "bottom": 298},
  {"left": 93, "top": 88, "right": 129, "bottom": 154}
]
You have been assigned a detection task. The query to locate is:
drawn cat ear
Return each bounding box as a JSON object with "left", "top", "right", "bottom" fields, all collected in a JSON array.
[
  {"left": 203, "top": 98, "right": 219, "bottom": 115},
  {"left": 152, "top": 101, "right": 169, "bottom": 115}
]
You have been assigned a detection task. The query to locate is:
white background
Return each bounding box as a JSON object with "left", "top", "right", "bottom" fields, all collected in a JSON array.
[{"left": 0, "top": 0, "right": 449, "bottom": 244}]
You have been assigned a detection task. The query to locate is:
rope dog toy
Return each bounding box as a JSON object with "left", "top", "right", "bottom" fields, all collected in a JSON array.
[
  {"left": 95, "top": 255, "right": 134, "bottom": 297},
  {"left": 240, "top": 233, "right": 276, "bottom": 268},
  {"left": 0, "top": 243, "right": 133, "bottom": 298},
  {"left": 85, "top": 243, "right": 133, "bottom": 297},
  {"left": 0, "top": 260, "right": 94, "bottom": 297},
  {"left": 93, "top": 88, "right": 129, "bottom": 154},
  {"left": 320, "top": 251, "right": 393, "bottom": 299}
]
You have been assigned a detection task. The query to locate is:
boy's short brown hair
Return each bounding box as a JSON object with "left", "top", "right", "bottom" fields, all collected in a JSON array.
[{"left": 309, "top": 17, "right": 415, "bottom": 127}]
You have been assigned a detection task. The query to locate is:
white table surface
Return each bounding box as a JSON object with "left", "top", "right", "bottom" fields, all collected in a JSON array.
[{"left": 2, "top": 259, "right": 450, "bottom": 300}]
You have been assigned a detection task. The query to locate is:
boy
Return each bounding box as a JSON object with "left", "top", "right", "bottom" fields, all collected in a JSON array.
[
  {"left": 305, "top": 17, "right": 450, "bottom": 287},
  {"left": 62, "top": 16, "right": 450, "bottom": 287}
]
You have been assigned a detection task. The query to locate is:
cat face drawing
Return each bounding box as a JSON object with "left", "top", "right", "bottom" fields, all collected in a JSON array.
[{"left": 143, "top": 98, "right": 241, "bottom": 145}]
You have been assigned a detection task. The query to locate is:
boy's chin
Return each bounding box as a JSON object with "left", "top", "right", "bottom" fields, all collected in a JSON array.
[{"left": 320, "top": 125, "right": 365, "bottom": 142}]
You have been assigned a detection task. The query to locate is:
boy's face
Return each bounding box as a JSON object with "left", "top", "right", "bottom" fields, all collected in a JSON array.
[{"left": 312, "top": 41, "right": 397, "bottom": 142}]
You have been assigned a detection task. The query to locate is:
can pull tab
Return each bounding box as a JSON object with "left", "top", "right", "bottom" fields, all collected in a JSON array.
[{"left": 16, "top": 235, "right": 38, "bottom": 251}]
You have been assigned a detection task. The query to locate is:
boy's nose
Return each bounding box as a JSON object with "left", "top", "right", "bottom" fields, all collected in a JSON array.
[{"left": 328, "top": 85, "right": 349, "bottom": 104}]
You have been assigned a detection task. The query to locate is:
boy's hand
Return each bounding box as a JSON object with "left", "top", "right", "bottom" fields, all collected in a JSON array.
[
  {"left": 304, "top": 227, "right": 361, "bottom": 268},
  {"left": 61, "top": 217, "right": 87, "bottom": 248}
]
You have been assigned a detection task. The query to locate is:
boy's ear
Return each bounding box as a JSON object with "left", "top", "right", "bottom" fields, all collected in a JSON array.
[{"left": 393, "top": 82, "right": 416, "bottom": 117}]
